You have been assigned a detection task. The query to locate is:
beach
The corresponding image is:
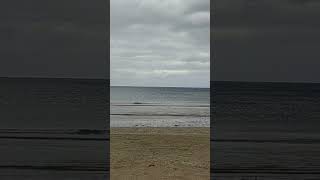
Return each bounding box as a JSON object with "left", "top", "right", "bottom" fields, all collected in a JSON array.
[
  {"left": 110, "top": 87, "right": 210, "bottom": 179},
  {"left": 111, "top": 127, "right": 210, "bottom": 180}
]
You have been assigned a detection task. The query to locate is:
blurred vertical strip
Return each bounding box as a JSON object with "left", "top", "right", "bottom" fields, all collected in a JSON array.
[{"left": 210, "top": 0, "right": 215, "bottom": 179}]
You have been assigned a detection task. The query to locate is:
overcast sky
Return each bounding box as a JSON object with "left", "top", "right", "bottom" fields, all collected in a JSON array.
[
  {"left": 3, "top": 0, "right": 319, "bottom": 83},
  {"left": 111, "top": 0, "right": 210, "bottom": 87},
  {"left": 213, "top": 0, "right": 320, "bottom": 83},
  {"left": 0, "top": 0, "right": 108, "bottom": 79}
]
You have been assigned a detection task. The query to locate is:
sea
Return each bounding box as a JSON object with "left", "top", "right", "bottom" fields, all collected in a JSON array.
[
  {"left": 212, "top": 81, "right": 320, "bottom": 179},
  {"left": 0, "top": 77, "right": 109, "bottom": 179},
  {"left": 110, "top": 86, "right": 210, "bottom": 127}
]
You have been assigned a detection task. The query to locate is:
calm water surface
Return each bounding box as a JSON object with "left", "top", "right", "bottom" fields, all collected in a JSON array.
[{"left": 111, "top": 86, "right": 210, "bottom": 127}]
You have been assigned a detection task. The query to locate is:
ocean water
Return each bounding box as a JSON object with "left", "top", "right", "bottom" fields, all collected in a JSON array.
[
  {"left": 212, "top": 81, "right": 320, "bottom": 138},
  {"left": 111, "top": 86, "right": 210, "bottom": 127},
  {"left": 212, "top": 81, "right": 320, "bottom": 179},
  {"left": 0, "top": 78, "right": 109, "bottom": 179},
  {"left": 0, "top": 78, "right": 108, "bottom": 129}
]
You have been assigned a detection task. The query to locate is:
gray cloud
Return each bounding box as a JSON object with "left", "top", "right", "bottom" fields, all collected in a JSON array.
[
  {"left": 212, "top": 0, "right": 320, "bottom": 83},
  {"left": 111, "top": 0, "right": 210, "bottom": 87},
  {"left": 0, "top": 0, "right": 108, "bottom": 79}
]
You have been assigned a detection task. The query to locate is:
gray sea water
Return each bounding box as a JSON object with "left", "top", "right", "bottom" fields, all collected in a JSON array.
[
  {"left": 212, "top": 81, "right": 320, "bottom": 179},
  {"left": 111, "top": 86, "right": 210, "bottom": 127},
  {"left": 0, "top": 78, "right": 108, "bottom": 179}
]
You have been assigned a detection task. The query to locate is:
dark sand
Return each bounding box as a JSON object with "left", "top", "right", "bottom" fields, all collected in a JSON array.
[{"left": 111, "top": 128, "right": 210, "bottom": 180}]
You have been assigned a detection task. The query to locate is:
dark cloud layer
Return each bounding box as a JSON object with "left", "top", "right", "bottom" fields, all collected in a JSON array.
[
  {"left": 111, "top": 0, "right": 210, "bottom": 87},
  {"left": 212, "top": 0, "right": 320, "bottom": 82},
  {"left": 0, "top": 0, "right": 109, "bottom": 79}
]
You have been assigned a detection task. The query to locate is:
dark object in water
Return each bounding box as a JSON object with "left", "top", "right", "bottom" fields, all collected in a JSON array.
[{"left": 133, "top": 102, "right": 143, "bottom": 104}]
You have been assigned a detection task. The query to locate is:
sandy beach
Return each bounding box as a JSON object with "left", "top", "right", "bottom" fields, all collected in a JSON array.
[{"left": 110, "top": 127, "right": 210, "bottom": 180}]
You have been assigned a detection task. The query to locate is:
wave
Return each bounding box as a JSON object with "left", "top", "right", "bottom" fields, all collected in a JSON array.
[
  {"left": 211, "top": 138, "right": 320, "bottom": 144},
  {"left": 111, "top": 103, "right": 209, "bottom": 107},
  {"left": 0, "top": 129, "right": 107, "bottom": 135},
  {"left": 111, "top": 113, "right": 209, "bottom": 117},
  {"left": 0, "top": 129, "right": 109, "bottom": 141},
  {"left": 0, "top": 165, "right": 108, "bottom": 171},
  {"left": 0, "top": 136, "right": 108, "bottom": 141}
]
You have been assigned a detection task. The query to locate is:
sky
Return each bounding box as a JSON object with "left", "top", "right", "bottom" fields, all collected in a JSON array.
[
  {"left": 212, "top": 0, "right": 320, "bottom": 83},
  {"left": 111, "top": 0, "right": 210, "bottom": 87},
  {"left": 0, "top": 0, "right": 108, "bottom": 79},
  {"left": 2, "top": 0, "right": 319, "bottom": 83}
]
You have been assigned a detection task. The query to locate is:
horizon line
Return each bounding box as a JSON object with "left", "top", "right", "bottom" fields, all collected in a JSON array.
[
  {"left": 2, "top": 76, "right": 319, "bottom": 85},
  {"left": 0, "top": 76, "right": 109, "bottom": 81},
  {"left": 111, "top": 85, "right": 210, "bottom": 88},
  {"left": 212, "top": 80, "right": 320, "bottom": 84}
]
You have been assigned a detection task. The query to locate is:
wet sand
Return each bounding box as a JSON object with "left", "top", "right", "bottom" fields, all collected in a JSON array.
[{"left": 111, "top": 127, "right": 210, "bottom": 180}]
